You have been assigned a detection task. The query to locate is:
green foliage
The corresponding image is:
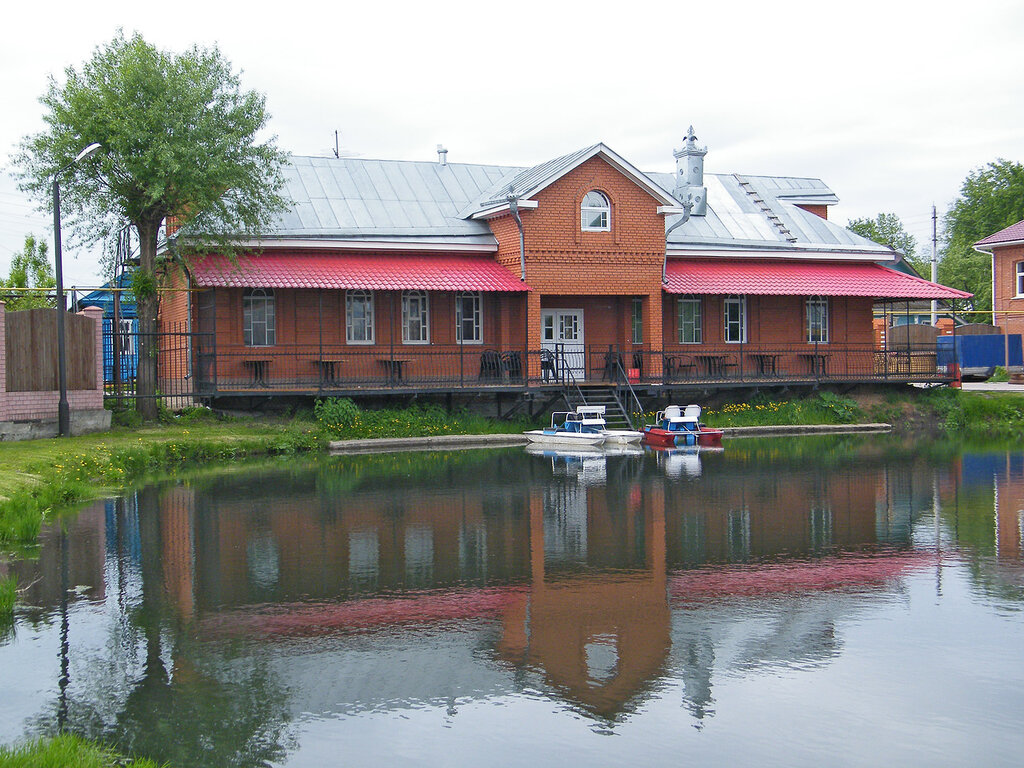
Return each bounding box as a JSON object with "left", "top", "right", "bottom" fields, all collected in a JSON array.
[
  {"left": 0, "top": 734, "right": 158, "bottom": 768},
  {"left": 2, "top": 235, "right": 55, "bottom": 310},
  {"left": 0, "top": 576, "right": 16, "bottom": 619},
  {"left": 697, "top": 393, "right": 865, "bottom": 428},
  {"left": 314, "top": 397, "right": 361, "bottom": 432},
  {"left": 128, "top": 269, "right": 157, "bottom": 303},
  {"left": 314, "top": 398, "right": 537, "bottom": 440},
  {"left": 988, "top": 366, "right": 1010, "bottom": 383},
  {"left": 847, "top": 212, "right": 917, "bottom": 259},
  {"left": 942, "top": 158, "right": 1024, "bottom": 316}
]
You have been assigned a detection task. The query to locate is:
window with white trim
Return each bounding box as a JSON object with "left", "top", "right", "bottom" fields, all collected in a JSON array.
[
  {"left": 723, "top": 295, "right": 746, "bottom": 344},
  {"left": 243, "top": 288, "right": 275, "bottom": 346},
  {"left": 456, "top": 292, "right": 482, "bottom": 344},
  {"left": 402, "top": 290, "right": 429, "bottom": 344},
  {"left": 581, "top": 191, "right": 610, "bottom": 231},
  {"left": 345, "top": 290, "right": 374, "bottom": 344},
  {"left": 1017, "top": 261, "right": 1024, "bottom": 297},
  {"left": 677, "top": 295, "right": 702, "bottom": 344},
  {"left": 807, "top": 296, "right": 829, "bottom": 343}
]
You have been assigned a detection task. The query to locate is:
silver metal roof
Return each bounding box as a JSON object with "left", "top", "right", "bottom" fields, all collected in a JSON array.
[{"left": 262, "top": 152, "right": 893, "bottom": 257}]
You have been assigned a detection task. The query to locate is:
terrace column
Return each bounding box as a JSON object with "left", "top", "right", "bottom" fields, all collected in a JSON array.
[
  {"left": 527, "top": 291, "right": 543, "bottom": 380},
  {"left": 645, "top": 290, "right": 663, "bottom": 377}
]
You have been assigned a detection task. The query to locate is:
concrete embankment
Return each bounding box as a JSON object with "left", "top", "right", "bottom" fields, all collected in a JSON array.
[{"left": 327, "top": 423, "right": 892, "bottom": 453}]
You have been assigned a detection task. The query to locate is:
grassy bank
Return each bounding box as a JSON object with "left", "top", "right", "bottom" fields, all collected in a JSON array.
[
  {"left": 0, "top": 734, "right": 158, "bottom": 768},
  {"left": 0, "top": 412, "right": 325, "bottom": 546}
]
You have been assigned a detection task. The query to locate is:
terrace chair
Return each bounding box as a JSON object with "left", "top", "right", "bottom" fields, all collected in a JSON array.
[
  {"left": 501, "top": 351, "right": 522, "bottom": 381},
  {"left": 479, "top": 349, "right": 503, "bottom": 380},
  {"left": 540, "top": 349, "right": 558, "bottom": 382}
]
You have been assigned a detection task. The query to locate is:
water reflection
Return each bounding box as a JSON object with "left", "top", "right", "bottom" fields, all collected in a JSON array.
[{"left": 2, "top": 439, "right": 1024, "bottom": 766}]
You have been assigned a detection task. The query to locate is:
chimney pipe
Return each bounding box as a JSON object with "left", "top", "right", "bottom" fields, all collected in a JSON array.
[{"left": 437, "top": 144, "right": 448, "bottom": 166}]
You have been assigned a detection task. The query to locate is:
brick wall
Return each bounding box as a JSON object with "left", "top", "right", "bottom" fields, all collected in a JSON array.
[{"left": 993, "top": 243, "right": 1024, "bottom": 338}]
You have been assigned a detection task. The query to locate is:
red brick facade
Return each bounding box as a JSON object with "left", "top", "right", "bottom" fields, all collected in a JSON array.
[{"left": 992, "top": 242, "right": 1024, "bottom": 338}]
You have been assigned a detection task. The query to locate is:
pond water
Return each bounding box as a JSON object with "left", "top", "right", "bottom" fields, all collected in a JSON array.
[{"left": 2, "top": 437, "right": 1023, "bottom": 767}]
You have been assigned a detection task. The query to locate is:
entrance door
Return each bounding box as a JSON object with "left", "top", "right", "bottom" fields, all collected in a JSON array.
[{"left": 541, "top": 309, "right": 585, "bottom": 379}]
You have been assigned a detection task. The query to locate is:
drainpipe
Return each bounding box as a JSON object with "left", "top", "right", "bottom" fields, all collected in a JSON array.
[
  {"left": 663, "top": 197, "right": 695, "bottom": 284},
  {"left": 508, "top": 192, "right": 526, "bottom": 282}
]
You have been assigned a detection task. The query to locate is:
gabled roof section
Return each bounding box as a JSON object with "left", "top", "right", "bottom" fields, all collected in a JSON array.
[
  {"left": 460, "top": 143, "right": 680, "bottom": 218},
  {"left": 650, "top": 172, "right": 896, "bottom": 258},
  {"left": 974, "top": 219, "right": 1024, "bottom": 248}
]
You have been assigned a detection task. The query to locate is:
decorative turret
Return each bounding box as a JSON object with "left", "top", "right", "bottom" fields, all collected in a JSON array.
[{"left": 673, "top": 126, "right": 708, "bottom": 216}]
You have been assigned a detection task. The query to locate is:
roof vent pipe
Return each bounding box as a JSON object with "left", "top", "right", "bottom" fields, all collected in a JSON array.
[{"left": 437, "top": 144, "right": 448, "bottom": 166}]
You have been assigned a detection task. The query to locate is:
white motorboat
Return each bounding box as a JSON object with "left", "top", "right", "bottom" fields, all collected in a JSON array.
[
  {"left": 575, "top": 405, "right": 644, "bottom": 444},
  {"left": 523, "top": 410, "right": 607, "bottom": 447}
]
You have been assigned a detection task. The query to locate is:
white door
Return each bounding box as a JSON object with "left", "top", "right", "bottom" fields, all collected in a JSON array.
[{"left": 541, "top": 309, "right": 585, "bottom": 379}]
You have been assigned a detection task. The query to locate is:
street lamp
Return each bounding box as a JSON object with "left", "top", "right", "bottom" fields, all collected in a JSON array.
[{"left": 52, "top": 142, "right": 102, "bottom": 437}]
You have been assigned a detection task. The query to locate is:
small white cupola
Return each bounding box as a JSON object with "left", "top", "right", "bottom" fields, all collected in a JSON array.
[{"left": 673, "top": 126, "right": 707, "bottom": 216}]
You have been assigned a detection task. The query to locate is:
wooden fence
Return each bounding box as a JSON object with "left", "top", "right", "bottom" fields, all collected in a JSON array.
[{"left": 5, "top": 308, "right": 97, "bottom": 392}]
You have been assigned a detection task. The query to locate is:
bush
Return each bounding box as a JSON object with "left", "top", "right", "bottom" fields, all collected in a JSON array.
[{"left": 314, "top": 397, "right": 361, "bottom": 434}]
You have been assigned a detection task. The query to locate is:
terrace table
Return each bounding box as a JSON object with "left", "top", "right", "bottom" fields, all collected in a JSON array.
[
  {"left": 799, "top": 352, "right": 830, "bottom": 376},
  {"left": 664, "top": 354, "right": 695, "bottom": 381},
  {"left": 694, "top": 354, "right": 731, "bottom": 377},
  {"left": 750, "top": 353, "right": 780, "bottom": 377},
  {"left": 314, "top": 357, "right": 346, "bottom": 387},
  {"left": 378, "top": 358, "right": 411, "bottom": 384},
  {"left": 242, "top": 358, "right": 270, "bottom": 387}
]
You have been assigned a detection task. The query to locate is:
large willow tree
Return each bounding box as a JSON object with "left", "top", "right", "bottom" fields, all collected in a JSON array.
[{"left": 16, "top": 31, "right": 288, "bottom": 419}]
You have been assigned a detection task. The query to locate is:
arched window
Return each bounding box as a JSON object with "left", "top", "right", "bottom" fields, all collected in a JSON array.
[
  {"left": 806, "top": 295, "right": 829, "bottom": 343},
  {"left": 402, "top": 290, "right": 429, "bottom": 344},
  {"left": 581, "top": 190, "right": 610, "bottom": 231},
  {"left": 346, "top": 290, "right": 375, "bottom": 344},
  {"left": 243, "top": 288, "right": 275, "bottom": 346}
]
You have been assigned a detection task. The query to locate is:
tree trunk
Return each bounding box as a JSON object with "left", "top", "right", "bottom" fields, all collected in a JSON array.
[{"left": 135, "top": 221, "right": 160, "bottom": 421}]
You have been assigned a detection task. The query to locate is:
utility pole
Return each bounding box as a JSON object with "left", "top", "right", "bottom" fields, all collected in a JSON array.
[{"left": 931, "top": 204, "right": 938, "bottom": 326}]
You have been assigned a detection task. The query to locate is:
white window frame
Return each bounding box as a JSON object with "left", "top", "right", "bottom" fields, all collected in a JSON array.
[
  {"left": 402, "top": 290, "right": 430, "bottom": 344},
  {"left": 1016, "top": 261, "right": 1024, "bottom": 297},
  {"left": 807, "top": 295, "right": 829, "bottom": 343},
  {"left": 581, "top": 191, "right": 610, "bottom": 232},
  {"left": 345, "top": 290, "right": 375, "bottom": 344},
  {"left": 243, "top": 288, "right": 275, "bottom": 347},
  {"left": 723, "top": 294, "right": 746, "bottom": 344},
  {"left": 455, "top": 291, "right": 482, "bottom": 344},
  {"left": 677, "top": 296, "right": 703, "bottom": 344}
]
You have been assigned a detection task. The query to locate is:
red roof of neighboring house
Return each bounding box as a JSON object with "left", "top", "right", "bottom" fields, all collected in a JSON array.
[
  {"left": 189, "top": 253, "right": 530, "bottom": 292},
  {"left": 664, "top": 259, "right": 971, "bottom": 299},
  {"left": 974, "top": 219, "right": 1024, "bottom": 247}
]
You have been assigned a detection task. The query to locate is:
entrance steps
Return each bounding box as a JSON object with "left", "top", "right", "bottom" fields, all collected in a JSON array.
[{"left": 565, "top": 386, "right": 636, "bottom": 430}]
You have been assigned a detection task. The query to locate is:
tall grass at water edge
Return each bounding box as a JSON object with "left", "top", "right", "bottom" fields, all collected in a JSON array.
[
  {"left": 0, "top": 734, "right": 159, "bottom": 768},
  {"left": 314, "top": 398, "right": 539, "bottom": 439},
  {"left": 636, "top": 392, "right": 864, "bottom": 429}
]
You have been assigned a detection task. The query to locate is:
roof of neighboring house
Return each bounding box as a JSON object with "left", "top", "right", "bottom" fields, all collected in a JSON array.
[
  {"left": 664, "top": 259, "right": 971, "bottom": 299},
  {"left": 71, "top": 274, "right": 136, "bottom": 317},
  {"left": 974, "top": 219, "right": 1024, "bottom": 247},
  {"left": 184, "top": 148, "right": 895, "bottom": 259}
]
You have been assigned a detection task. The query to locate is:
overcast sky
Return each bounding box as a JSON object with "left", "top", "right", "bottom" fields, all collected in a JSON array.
[{"left": 2, "top": 0, "right": 1023, "bottom": 287}]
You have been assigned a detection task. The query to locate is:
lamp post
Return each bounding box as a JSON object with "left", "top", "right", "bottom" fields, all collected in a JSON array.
[{"left": 52, "top": 142, "right": 102, "bottom": 437}]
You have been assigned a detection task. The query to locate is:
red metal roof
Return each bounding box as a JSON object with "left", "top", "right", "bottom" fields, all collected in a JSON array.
[
  {"left": 664, "top": 259, "right": 971, "bottom": 299},
  {"left": 189, "top": 253, "right": 530, "bottom": 292},
  {"left": 975, "top": 219, "right": 1024, "bottom": 247}
]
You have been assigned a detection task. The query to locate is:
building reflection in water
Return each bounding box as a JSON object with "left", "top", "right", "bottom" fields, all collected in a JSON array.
[{"left": 8, "top": 442, "right": 1023, "bottom": 749}]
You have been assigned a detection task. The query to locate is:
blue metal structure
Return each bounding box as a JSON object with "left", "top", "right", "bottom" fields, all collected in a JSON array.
[{"left": 73, "top": 274, "right": 138, "bottom": 384}]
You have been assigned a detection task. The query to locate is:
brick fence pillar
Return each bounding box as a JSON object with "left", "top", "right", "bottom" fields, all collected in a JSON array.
[{"left": 0, "top": 301, "right": 7, "bottom": 422}]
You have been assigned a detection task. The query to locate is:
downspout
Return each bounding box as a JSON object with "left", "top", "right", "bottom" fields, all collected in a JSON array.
[
  {"left": 508, "top": 193, "right": 526, "bottom": 282},
  {"left": 663, "top": 198, "right": 695, "bottom": 284}
]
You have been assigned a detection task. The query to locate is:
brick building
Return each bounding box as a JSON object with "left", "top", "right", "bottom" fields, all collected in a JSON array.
[
  {"left": 975, "top": 219, "right": 1024, "bottom": 339},
  {"left": 159, "top": 129, "right": 968, "bottom": 401}
]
